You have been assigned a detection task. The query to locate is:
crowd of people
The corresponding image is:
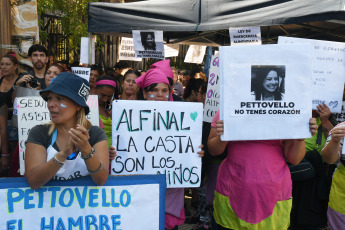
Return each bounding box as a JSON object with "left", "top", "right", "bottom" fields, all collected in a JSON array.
[{"left": 1, "top": 44, "right": 345, "bottom": 230}]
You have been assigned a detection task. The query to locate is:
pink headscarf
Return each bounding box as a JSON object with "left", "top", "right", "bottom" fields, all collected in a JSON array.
[
  {"left": 150, "top": 59, "right": 174, "bottom": 80},
  {"left": 135, "top": 69, "right": 172, "bottom": 101}
]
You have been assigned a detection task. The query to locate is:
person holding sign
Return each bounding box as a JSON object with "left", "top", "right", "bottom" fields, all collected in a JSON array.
[
  {"left": 208, "top": 110, "right": 317, "bottom": 230},
  {"left": 251, "top": 66, "right": 285, "bottom": 101},
  {"left": 135, "top": 68, "right": 204, "bottom": 230},
  {"left": 25, "top": 72, "right": 109, "bottom": 189},
  {"left": 321, "top": 122, "right": 345, "bottom": 229},
  {"left": 95, "top": 76, "right": 117, "bottom": 147}
]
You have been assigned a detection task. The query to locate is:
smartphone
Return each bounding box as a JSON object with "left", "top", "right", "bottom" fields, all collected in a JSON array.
[{"left": 105, "top": 94, "right": 114, "bottom": 111}]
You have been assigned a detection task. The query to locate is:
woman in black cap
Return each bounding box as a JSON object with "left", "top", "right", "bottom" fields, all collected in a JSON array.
[{"left": 25, "top": 72, "right": 109, "bottom": 189}]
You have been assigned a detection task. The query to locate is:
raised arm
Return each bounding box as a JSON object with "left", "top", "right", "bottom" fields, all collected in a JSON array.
[{"left": 207, "top": 120, "right": 228, "bottom": 156}]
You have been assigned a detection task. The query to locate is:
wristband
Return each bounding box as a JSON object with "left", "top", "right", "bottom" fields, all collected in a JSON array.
[
  {"left": 88, "top": 161, "right": 103, "bottom": 174},
  {"left": 53, "top": 155, "right": 64, "bottom": 167},
  {"left": 81, "top": 148, "right": 95, "bottom": 160}
]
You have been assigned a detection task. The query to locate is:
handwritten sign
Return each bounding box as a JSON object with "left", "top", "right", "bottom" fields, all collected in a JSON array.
[
  {"left": 184, "top": 45, "right": 207, "bottom": 64},
  {"left": 278, "top": 36, "right": 345, "bottom": 113},
  {"left": 71, "top": 67, "right": 91, "bottom": 82},
  {"left": 119, "top": 37, "right": 142, "bottom": 61},
  {"left": 334, "top": 101, "right": 345, "bottom": 123},
  {"left": 111, "top": 100, "right": 203, "bottom": 188},
  {"left": 229, "top": 27, "right": 262, "bottom": 46},
  {"left": 0, "top": 175, "right": 166, "bottom": 230},
  {"left": 133, "top": 30, "right": 164, "bottom": 59},
  {"left": 18, "top": 96, "right": 99, "bottom": 175},
  {"left": 204, "top": 55, "right": 220, "bottom": 123},
  {"left": 220, "top": 43, "right": 312, "bottom": 140}
]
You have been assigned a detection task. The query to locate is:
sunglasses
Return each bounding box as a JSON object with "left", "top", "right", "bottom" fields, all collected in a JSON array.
[{"left": 66, "top": 150, "right": 80, "bottom": 160}]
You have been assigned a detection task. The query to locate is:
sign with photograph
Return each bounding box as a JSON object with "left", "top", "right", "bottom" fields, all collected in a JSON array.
[
  {"left": 133, "top": 30, "right": 164, "bottom": 59},
  {"left": 229, "top": 27, "right": 262, "bottom": 46},
  {"left": 278, "top": 36, "right": 345, "bottom": 113},
  {"left": 119, "top": 37, "right": 142, "bottom": 61},
  {"left": 111, "top": 100, "right": 203, "bottom": 188},
  {"left": 0, "top": 175, "right": 166, "bottom": 230},
  {"left": 204, "top": 55, "right": 220, "bottom": 123},
  {"left": 17, "top": 96, "right": 99, "bottom": 175},
  {"left": 219, "top": 44, "right": 312, "bottom": 140}
]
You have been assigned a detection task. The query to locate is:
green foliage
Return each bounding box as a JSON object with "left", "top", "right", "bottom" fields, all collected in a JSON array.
[{"left": 37, "top": 0, "right": 100, "bottom": 61}]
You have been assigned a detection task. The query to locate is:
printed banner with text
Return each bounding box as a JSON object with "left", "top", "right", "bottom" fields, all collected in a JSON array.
[
  {"left": 111, "top": 100, "right": 203, "bottom": 188},
  {"left": 0, "top": 175, "right": 166, "bottom": 230},
  {"left": 17, "top": 96, "right": 99, "bottom": 175},
  {"left": 220, "top": 44, "right": 312, "bottom": 140},
  {"left": 278, "top": 36, "right": 345, "bottom": 113}
]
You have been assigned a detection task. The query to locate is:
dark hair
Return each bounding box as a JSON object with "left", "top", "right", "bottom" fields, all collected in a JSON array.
[
  {"left": 200, "top": 81, "right": 208, "bottom": 95},
  {"left": 2, "top": 51, "right": 19, "bottom": 74},
  {"left": 113, "top": 60, "right": 130, "bottom": 70},
  {"left": 28, "top": 44, "right": 48, "bottom": 57},
  {"left": 252, "top": 66, "right": 285, "bottom": 101},
  {"left": 140, "top": 32, "right": 156, "bottom": 50},
  {"left": 183, "top": 78, "right": 205, "bottom": 99},
  {"left": 123, "top": 69, "right": 140, "bottom": 80},
  {"left": 47, "top": 63, "right": 64, "bottom": 73},
  {"left": 91, "top": 64, "right": 104, "bottom": 75}
]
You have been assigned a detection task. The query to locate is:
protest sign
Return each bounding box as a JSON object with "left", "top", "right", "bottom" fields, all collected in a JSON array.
[
  {"left": 164, "top": 44, "right": 179, "bottom": 57},
  {"left": 335, "top": 101, "right": 345, "bottom": 123},
  {"left": 133, "top": 30, "right": 164, "bottom": 59},
  {"left": 219, "top": 44, "right": 312, "bottom": 141},
  {"left": 18, "top": 96, "right": 99, "bottom": 175},
  {"left": 111, "top": 100, "right": 203, "bottom": 188},
  {"left": 278, "top": 36, "right": 345, "bottom": 113},
  {"left": 229, "top": 27, "right": 262, "bottom": 46},
  {"left": 80, "top": 37, "right": 90, "bottom": 64},
  {"left": 204, "top": 55, "right": 220, "bottom": 123},
  {"left": 71, "top": 67, "right": 91, "bottom": 82},
  {"left": 184, "top": 45, "right": 207, "bottom": 64},
  {"left": 0, "top": 175, "right": 166, "bottom": 230},
  {"left": 119, "top": 37, "right": 142, "bottom": 61}
]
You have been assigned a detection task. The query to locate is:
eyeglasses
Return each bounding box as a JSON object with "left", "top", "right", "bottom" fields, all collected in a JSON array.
[{"left": 66, "top": 150, "right": 79, "bottom": 160}]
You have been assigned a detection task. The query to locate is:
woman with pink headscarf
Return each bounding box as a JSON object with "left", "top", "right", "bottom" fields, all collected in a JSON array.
[{"left": 135, "top": 68, "right": 204, "bottom": 230}]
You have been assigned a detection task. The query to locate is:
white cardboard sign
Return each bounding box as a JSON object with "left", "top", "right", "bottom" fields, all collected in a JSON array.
[
  {"left": 278, "top": 36, "right": 345, "bottom": 113},
  {"left": 204, "top": 55, "right": 220, "bottom": 123},
  {"left": 184, "top": 45, "right": 207, "bottom": 64},
  {"left": 71, "top": 67, "right": 91, "bottom": 82},
  {"left": 111, "top": 100, "right": 203, "bottom": 188},
  {"left": 18, "top": 96, "right": 99, "bottom": 175},
  {"left": 220, "top": 44, "right": 312, "bottom": 141},
  {"left": 119, "top": 37, "right": 142, "bottom": 61}
]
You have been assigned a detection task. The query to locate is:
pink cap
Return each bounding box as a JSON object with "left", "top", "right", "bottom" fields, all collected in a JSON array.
[{"left": 150, "top": 59, "right": 173, "bottom": 80}]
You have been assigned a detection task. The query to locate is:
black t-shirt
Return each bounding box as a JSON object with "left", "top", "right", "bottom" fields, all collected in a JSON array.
[
  {"left": 27, "top": 124, "right": 107, "bottom": 150},
  {"left": 17, "top": 70, "right": 47, "bottom": 89}
]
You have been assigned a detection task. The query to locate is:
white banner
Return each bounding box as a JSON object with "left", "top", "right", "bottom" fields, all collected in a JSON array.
[
  {"left": 204, "top": 55, "right": 220, "bottom": 123},
  {"left": 220, "top": 44, "right": 312, "bottom": 140},
  {"left": 133, "top": 30, "right": 164, "bottom": 59},
  {"left": 71, "top": 67, "right": 91, "bottom": 82},
  {"left": 278, "top": 36, "right": 345, "bottom": 113},
  {"left": 111, "top": 100, "right": 203, "bottom": 188},
  {"left": 184, "top": 45, "right": 207, "bottom": 64},
  {"left": 229, "top": 27, "right": 262, "bottom": 46},
  {"left": 18, "top": 96, "right": 99, "bottom": 175},
  {"left": 119, "top": 37, "right": 142, "bottom": 61},
  {"left": 164, "top": 44, "right": 179, "bottom": 57},
  {"left": 0, "top": 175, "right": 166, "bottom": 230}
]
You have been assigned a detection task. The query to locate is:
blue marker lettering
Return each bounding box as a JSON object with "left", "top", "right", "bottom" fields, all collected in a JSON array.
[
  {"left": 48, "top": 187, "right": 61, "bottom": 208},
  {"left": 120, "top": 190, "right": 131, "bottom": 207},
  {"left": 6, "top": 220, "right": 16, "bottom": 230},
  {"left": 102, "top": 188, "right": 110, "bottom": 207},
  {"left": 36, "top": 187, "right": 48, "bottom": 208},
  {"left": 7, "top": 188, "right": 24, "bottom": 213},
  {"left": 85, "top": 215, "right": 97, "bottom": 229},
  {"left": 111, "top": 215, "right": 121, "bottom": 230},
  {"left": 56, "top": 218, "right": 67, "bottom": 230},
  {"left": 89, "top": 189, "right": 99, "bottom": 208},
  {"left": 59, "top": 188, "right": 74, "bottom": 207},
  {"left": 41, "top": 217, "right": 54, "bottom": 230},
  {"left": 74, "top": 187, "right": 87, "bottom": 209},
  {"left": 24, "top": 189, "right": 35, "bottom": 210},
  {"left": 68, "top": 216, "right": 83, "bottom": 229},
  {"left": 111, "top": 189, "right": 119, "bottom": 207},
  {"left": 100, "top": 215, "right": 111, "bottom": 230}
]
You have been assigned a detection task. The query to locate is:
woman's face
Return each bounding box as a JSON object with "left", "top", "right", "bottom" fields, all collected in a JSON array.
[
  {"left": 144, "top": 83, "right": 170, "bottom": 101},
  {"left": 262, "top": 70, "right": 279, "bottom": 92},
  {"left": 0, "top": 57, "right": 17, "bottom": 77},
  {"left": 146, "top": 34, "right": 154, "bottom": 47},
  {"left": 96, "top": 86, "right": 115, "bottom": 106},
  {"left": 89, "top": 70, "right": 100, "bottom": 87},
  {"left": 45, "top": 66, "right": 61, "bottom": 87},
  {"left": 47, "top": 92, "right": 80, "bottom": 125},
  {"left": 122, "top": 73, "right": 139, "bottom": 98}
]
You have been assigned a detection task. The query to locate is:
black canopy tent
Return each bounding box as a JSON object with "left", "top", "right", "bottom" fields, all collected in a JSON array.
[{"left": 88, "top": 0, "right": 345, "bottom": 46}]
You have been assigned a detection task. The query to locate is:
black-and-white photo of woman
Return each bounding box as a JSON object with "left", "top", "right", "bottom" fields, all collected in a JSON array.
[
  {"left": 251, "top": 65, "right": 285, "bottom": 101},
  {"left": 140, "top": 31, "right": 156, "bottom": 51}
]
